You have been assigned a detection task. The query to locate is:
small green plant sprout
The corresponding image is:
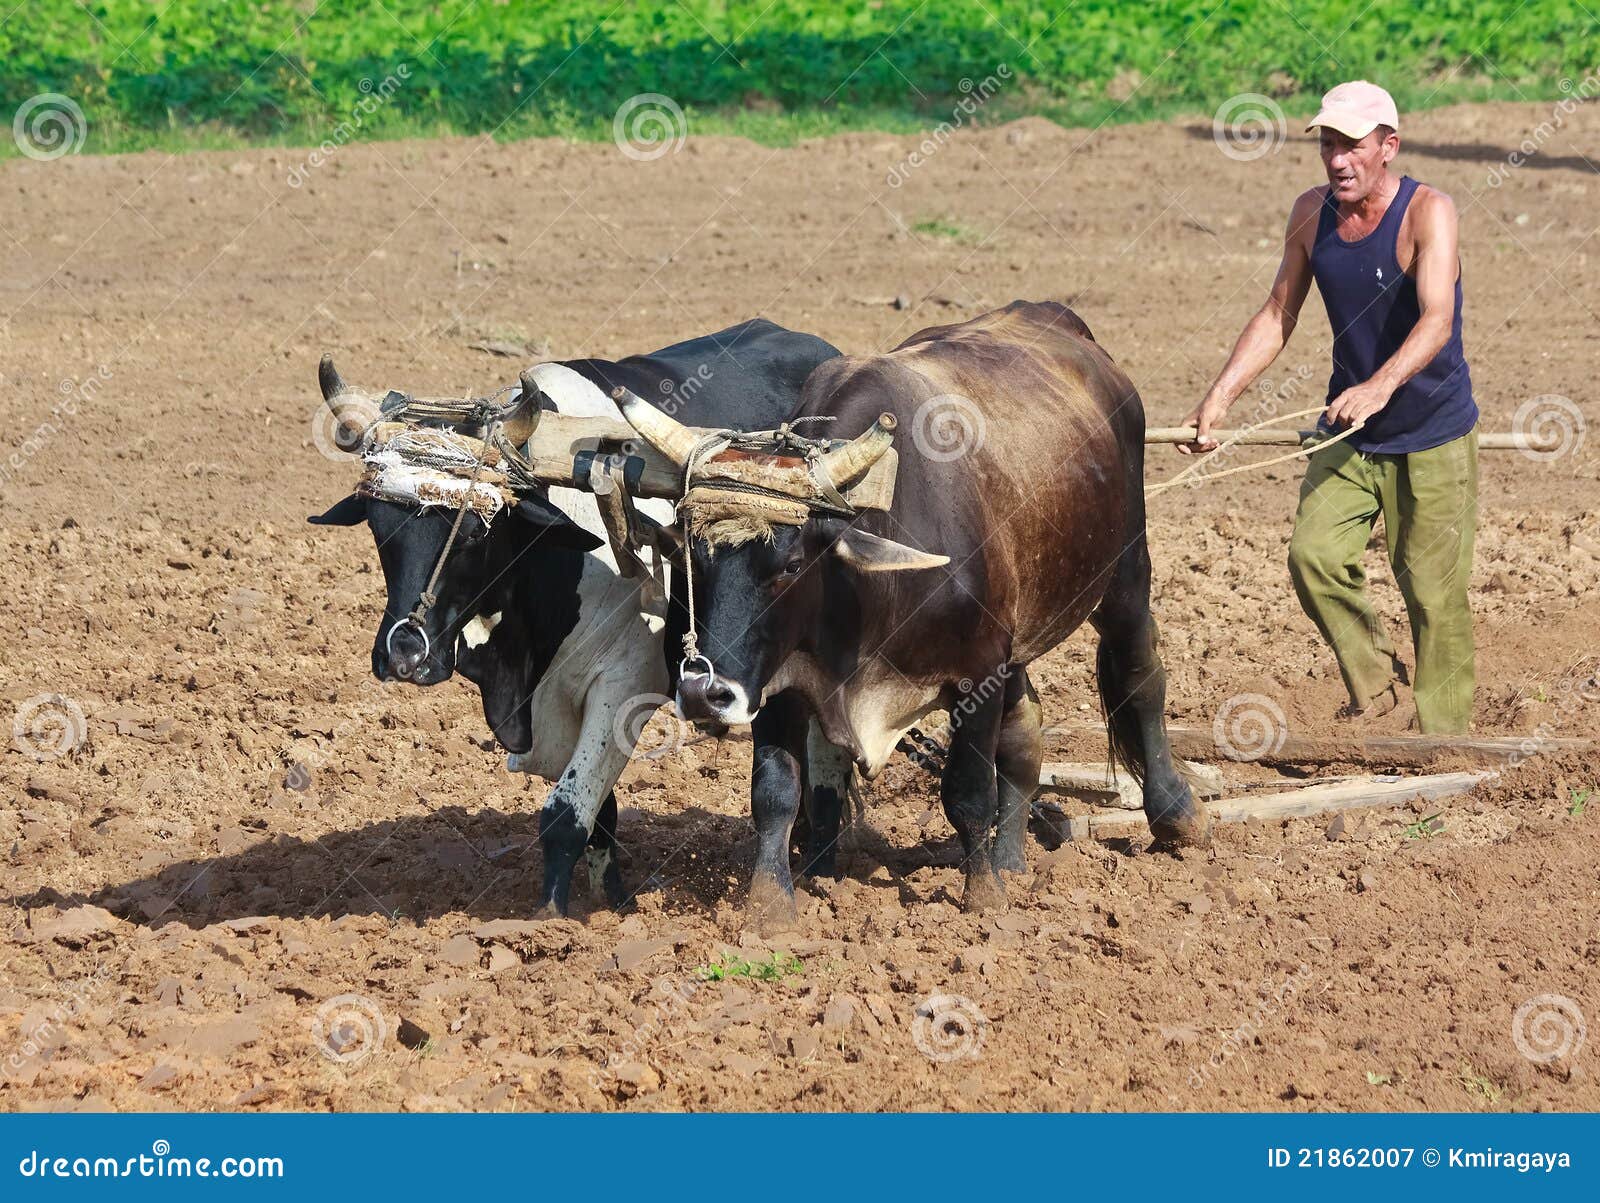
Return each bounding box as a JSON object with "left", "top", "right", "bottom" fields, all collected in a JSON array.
[
  {"left": 1403, "top": 812, "right": 1445, "bottom": 839},
  {"left": 1457, "top": 1064, "right": 1504, "bottom": 1105},
  {"left": 911, "top": 218, "right": 979, "bottom": 244},
  {"left": 1568, "top": 788, "right": 1590, "bottom": 817},
  {"left": 696, "top": 951, "right": 804, "bottom": 982},
  {"left": 1365, "top": 1070, "right": 1392, "bottom": 1086}
]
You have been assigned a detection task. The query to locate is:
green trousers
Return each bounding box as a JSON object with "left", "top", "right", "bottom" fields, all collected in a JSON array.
[{"left": 1287, "top": 427, "right": 1478, "bottom": 734}]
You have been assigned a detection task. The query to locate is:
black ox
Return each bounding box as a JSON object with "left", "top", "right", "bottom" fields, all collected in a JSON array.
[{"left": 309, "top": 319, "right": 841, "bottom": 917}]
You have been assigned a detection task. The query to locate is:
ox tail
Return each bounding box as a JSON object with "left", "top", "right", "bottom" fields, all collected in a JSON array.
[
  {"left": 1095, "top": 639, "right": 1205, "bottom": 797},
  {"left": 1096, "top": 638, "right": 1149, "bottom": 787}
]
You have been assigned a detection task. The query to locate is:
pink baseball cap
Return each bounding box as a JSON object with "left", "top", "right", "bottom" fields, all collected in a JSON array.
[{"left": 1305, "top": 80, "right": 1399, "bottom": 139}]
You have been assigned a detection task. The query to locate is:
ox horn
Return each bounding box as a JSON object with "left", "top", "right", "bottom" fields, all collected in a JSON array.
[
  {"left": 816, "top": 412, "right": 897, "bottom": 488},
  {"left": 611, "top": 385, "right": 701, "bottom": 468},
  {"left": 495, "top": 367, "right": 545, "bottom": 446},
  {"left": 318, "top": 354, "right": 374, "bottom": 453}
]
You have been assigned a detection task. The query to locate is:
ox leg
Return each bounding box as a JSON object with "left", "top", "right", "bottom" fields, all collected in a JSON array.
[
  {"left": 746, "top": 692, "right": 807, "bottom": 934},
  {"left": 799, "top": 718, "right": 853, "bottom": 879},
  {"left": 993, "top": 665, "right": 1042, "bottom": 874},
  {"left": 1092, "top": 540, "right": 1212, "bottom": 850},
  {"left": 943, "top": 673, "right": 1007, "bottom": 913},
  {"left": 584, "top": 790, "right": 627, "bottom": 910},
  {"left": 537, "top": 693, "right": 637, "bottom": 918}
]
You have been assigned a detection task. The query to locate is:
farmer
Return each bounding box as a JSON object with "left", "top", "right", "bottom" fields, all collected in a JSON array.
[{"left": 1183, "top": 81, "right": 1478, "bottom": 734}]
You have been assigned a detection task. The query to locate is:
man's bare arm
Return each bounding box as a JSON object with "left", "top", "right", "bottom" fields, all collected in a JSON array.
[
  {"left": 1325, "top": 187, "right": 1459, "bottom": 428},
  {"left": 1180, "top": 189, "right": 1320, "bottom": 453}
]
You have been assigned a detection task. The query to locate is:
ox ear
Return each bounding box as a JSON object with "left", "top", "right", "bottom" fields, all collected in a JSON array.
[
  {"left": 832, "top": 527, "right": 950, "bottom": 573},
  {"left": 308, "top": 494, "right": 368, "bottom": 526},
  {"left": 513, "top": 495, "right": 605, "bottom": 551}
]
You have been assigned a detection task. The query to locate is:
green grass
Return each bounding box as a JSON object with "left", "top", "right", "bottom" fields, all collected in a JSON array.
[
  {"left": 697, "top": 951, "right": 804, "bottom": 982},
  {"left": 1457, "top": 1063, "right": 1506, "bottom": 1106},
  {"left": 912, "top": 217, "right": 981, "bottom": 244},
  {"left": 1569, "top": 788, "right": 1591, "bottom": 817},
  {"left": 2, "top": 1, "right": 1594, "bottom": 158},
  {"left": 1403, "top": 812, "right": 1445, "bottom": 840}
]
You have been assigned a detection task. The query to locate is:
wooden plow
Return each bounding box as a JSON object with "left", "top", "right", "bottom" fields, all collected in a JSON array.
[{"left": 1034, "top": 723, "right": 1594, "bottom": 843}]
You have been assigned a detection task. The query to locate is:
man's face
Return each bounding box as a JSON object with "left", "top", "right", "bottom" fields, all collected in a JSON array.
[{"left": 1319, "top": 127, "right": 1397, "bottom": 204}]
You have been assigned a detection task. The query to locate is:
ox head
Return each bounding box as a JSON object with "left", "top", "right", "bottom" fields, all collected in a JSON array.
[
  {"left": 309, "top": 357, "right": 603, "bottom": 713},
  {"left": 616, "top": 388, "right": 948, "bottom": 727}
]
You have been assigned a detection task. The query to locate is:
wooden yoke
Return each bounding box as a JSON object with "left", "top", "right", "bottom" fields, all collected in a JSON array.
[{"left": 518, "top": 410, "right": 902, "bottom": 511}]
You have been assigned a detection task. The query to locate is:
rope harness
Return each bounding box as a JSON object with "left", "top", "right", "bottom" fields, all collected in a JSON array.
[
  {"left": 353, "top": 390, "right": 528, "bottom": 672},
  {"left": 673, "top": 415, "right": 841, "bottom": 685},
  {"left": 1145, "top": 405, "right": 1365, "bottom": 497}
]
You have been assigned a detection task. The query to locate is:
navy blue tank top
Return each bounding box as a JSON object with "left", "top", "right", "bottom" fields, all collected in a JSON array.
[{"left": 1311, "top": 175, "right": 1476, "bottom": 454}]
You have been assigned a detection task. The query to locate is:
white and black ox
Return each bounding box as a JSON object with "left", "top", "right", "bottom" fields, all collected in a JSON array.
[
  {"left": 615, "top": 301, "right": 1213, "bottom": 929},
  {"left": 309, "top": 319, "right": 840, "bottom": 916}
]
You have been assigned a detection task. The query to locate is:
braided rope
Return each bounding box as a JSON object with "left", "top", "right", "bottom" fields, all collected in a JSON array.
[{"left": 1145, "top": 406, "right": 1365, "bottom": 498}]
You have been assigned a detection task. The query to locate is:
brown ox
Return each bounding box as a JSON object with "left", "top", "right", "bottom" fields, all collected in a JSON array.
[{"left": 618, "top": 300, "right": 1210, "bottom": 928}]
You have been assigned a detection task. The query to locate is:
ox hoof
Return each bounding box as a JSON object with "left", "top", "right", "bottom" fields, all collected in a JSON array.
[
  {"left": 1148, "top": 807, "right": 1214, "bottom": 852},
  {"left": 960, "top": 869, "right": 1007, "bottom": 915},
  {"left": 534, "top": 900, "right": 569, "bottom": 921},
  {"left": 586, "top": 850, "right": 629, "bottom": 910},
  {"left": 744, "top": 876, "right": 799, "bottom": 935}
]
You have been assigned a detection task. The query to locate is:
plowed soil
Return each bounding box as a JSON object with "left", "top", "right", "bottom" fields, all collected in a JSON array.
[{"left": 2, "top": 101, "right": 1597, "bottom": 1112}]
